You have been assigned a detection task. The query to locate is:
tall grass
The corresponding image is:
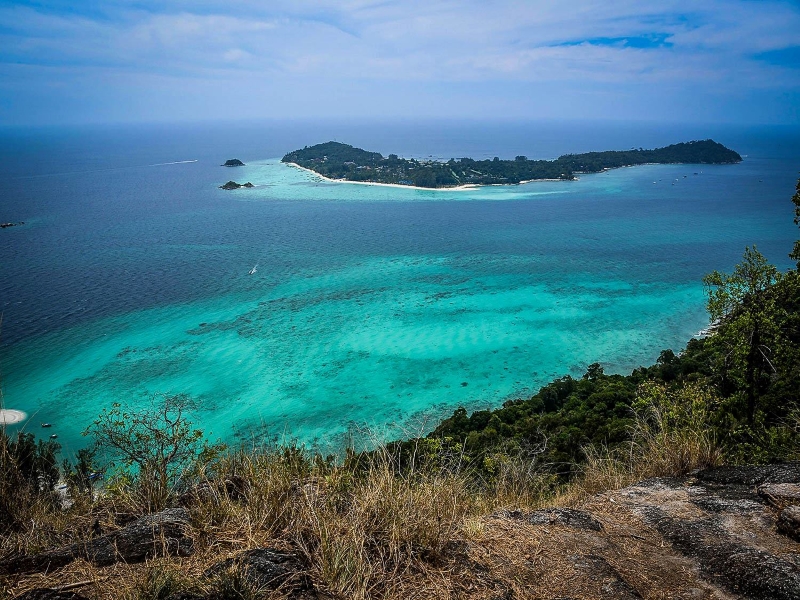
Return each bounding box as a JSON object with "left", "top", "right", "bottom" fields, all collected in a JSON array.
[
  {"left": 298, "top": 455, "right": 471, "bottom": 596},
  {"left": 562, "top": 381, "right": 723, "bottom": 502},
  {"left": 185, "top": 441, "right": 487, "bottom": 597}
]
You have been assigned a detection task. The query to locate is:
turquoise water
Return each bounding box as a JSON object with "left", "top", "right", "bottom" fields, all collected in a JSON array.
[{"left": 1, "top": 121, "right": 798, "bottom": 454}]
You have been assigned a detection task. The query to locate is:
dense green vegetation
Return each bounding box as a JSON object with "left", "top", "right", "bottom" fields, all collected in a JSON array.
[
  {"left": 0, "top": 431, "right": 60, "bottom": 532},
  {"left": 282, "top": 140, "right": 742, "bottom": 188},
  {"left": 557, "top": 140, "right": 742, "bottom": 173}
]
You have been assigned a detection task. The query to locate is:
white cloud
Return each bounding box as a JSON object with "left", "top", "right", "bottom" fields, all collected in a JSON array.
[{"left": 0, "top": 0, "right": 798, "bottom": 123}]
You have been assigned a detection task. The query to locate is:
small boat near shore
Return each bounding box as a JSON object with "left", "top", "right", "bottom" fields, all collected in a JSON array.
[{"left": 249, "top": 264, "right": 258, "bottom": 275}]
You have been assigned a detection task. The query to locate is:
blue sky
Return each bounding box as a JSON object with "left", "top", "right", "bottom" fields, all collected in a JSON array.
[{"left": 1, "top": 0, "right": 799, "bottom": 125}]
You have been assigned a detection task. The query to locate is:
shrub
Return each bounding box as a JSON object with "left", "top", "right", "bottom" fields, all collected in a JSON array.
[{"left": 85, "top": 394, "right": 225, "bottom": 511}]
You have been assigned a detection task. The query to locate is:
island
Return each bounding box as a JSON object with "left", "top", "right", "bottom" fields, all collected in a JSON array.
[
  {"left": 221, "top": 159, "right": 245, "bottom": 167},
  {"left": 281, "top": 140, "right": 742, "bottom": 189},
  {"left": 219, "top": 181, "right": 254, "bottom": 190}
]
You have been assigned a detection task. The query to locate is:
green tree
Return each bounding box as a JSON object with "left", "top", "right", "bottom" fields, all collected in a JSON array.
[
  {"left": 583, "top": 362, "right": 604, "bottom": 381},
  {"left": 62, "top": 446, "right": 98, "bottom": 499},
  {"left": 790, "top": 176, "right": 800, "bottom": 267},
  {"left": 703, "top": 246, "right": 781, "bottom": 424},
  {"left": 0, "top": 429, "right": 61, "bottom": 532},
  {"left": 413, "top": 168, "right": 437, "bottom": 188}
]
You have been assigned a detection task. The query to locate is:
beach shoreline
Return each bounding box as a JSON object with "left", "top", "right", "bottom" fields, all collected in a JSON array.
[{"left": 285, "top": 162, "right": 485, "bottom": 191}]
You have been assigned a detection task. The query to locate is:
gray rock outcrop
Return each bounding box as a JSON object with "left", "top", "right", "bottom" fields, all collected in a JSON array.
[
  {"left": 0, "top": 508, "right": 192, "bottom": 574},
  {"left": 219, "top": 181, "right": 254, "bottom": 190},
  {"left": 779, "top": 505, "right": 800, "bottom": 542},
  {"left": 203, "top": 547, "right": 311, "bottom": 594},
  {"left": 482, "top": 463, "right": 800, "bottom": 599}
]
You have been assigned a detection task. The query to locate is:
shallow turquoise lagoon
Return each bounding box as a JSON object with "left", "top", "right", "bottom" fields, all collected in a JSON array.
[{"left": 3, "top": 248, "right": 708, "bottom": 452}]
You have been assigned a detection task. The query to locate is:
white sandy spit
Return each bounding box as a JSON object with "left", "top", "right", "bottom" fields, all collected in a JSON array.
[
  {"left": 285, "top": 163, "right": 481, "bottom": 191},
  {"left": 0, "top": 409, "right": 27, "bottom": 424}
]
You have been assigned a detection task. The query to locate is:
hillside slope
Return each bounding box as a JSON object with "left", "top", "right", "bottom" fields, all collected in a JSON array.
[{"left": 4, "top": 464, "right": 799, "bottom": 599}]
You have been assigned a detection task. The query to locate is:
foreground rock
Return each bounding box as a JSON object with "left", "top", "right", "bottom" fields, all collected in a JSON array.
[
  {"left": 159, "top": 549, "right": 313, "bottom": 600},
  {"left": 779, "top": 505, "right": 800, "bottom": 541},
  {"left": 0, "top": 508, "right": 192, "bottom": 574},
  {"left": 497, "top": 507, "right": 604, "bottom": 531},
  {"left": 16, "top": 590, "right": 90, "bottom": 600},
  {"left": 221, "top": 159, "right": 245, "bottom": 167},
  {"left": 760, "top": 483, "right": 800, "bottom": 506},
  {"left": 219, "top": 181, "right": 254, "bottom": 190},
  {"left": 204, "top": 548, "right": 312, "bottom": 595},
  {"left": 178, "top": 475, "right": 248, "bottom": 507},
  {"left": 479, "top": 463, "right": 800, "bottom": 599}
]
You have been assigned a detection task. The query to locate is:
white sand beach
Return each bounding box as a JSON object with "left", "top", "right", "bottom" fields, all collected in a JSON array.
[
  {"left": 0, "top": 409, "right": 27, "bottom": 424},
  {"left": 285, "top": 163, "right": 480, "bottom": 191}
]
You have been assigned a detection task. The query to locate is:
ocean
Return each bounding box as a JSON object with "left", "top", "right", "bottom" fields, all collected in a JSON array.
[{"left": 1, "top": 119, "right": 798, "bottom": 455}]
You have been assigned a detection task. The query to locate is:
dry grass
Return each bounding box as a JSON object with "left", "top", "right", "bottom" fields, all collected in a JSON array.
[
  {"left": 296, "top": 458, "right": 471, "bottom": 597},
  {"left": 188, "top": 443, "right": 502, "bottom": 598},
  {"left": 557, "top": 381, "right": 723, "bottom": 505}
]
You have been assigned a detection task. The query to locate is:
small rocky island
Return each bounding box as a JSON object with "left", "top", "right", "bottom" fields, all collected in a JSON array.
[
  {"left": 221, "top": 159, "right": 245, "bottom": 167},
  {"left": 1, "top": 221, "right": 24, "bottom": 229},
  {"left": 219, "top": 181, "right": 254, "bottom": 190},
  {"left": 282, "top": 140, "right": 742, "bottom": 188}
]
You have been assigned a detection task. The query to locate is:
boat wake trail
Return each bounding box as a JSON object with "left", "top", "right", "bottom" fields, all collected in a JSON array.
[{"left": 147, "top": 160, "right": 198, "bottom": 167}]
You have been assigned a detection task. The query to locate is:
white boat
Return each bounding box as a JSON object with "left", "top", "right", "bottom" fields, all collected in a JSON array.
[{"left": 249, "top": 264, "right": 257, "bottom": 275}]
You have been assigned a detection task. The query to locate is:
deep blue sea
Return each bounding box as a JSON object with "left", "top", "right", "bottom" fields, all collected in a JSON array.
[{"left": 1, "top": 119, "right": 798, "bottom": 454}]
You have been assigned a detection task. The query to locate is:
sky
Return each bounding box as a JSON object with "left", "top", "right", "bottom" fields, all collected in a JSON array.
[{"left": 0, "top": 0, "right": 799, "bottom": 126}]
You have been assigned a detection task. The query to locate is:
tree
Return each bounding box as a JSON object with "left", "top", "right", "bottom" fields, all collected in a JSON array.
[
  {"left": 413, "top": 168, "right": 437, "bottom": 188},
  {"left": 655, "top": 349, "right": 680, "bottom": 382},
  {"left": 703, "top": 246, "right": 781, "bottom": 424},
  {"left": 62, "top": 446, "right": 98, "bottom": 499},
  {"left": 0, "top": 429, "right": 61, "bottom": 532},
  {"left": 790, "top": 176, "right": 800, "bottom": 268},
  {"left": 86, "top": 394, "right": 224, "bottom": 511},
  {"left": 583, "top": 362, "right": 604, "bottom": 381}
]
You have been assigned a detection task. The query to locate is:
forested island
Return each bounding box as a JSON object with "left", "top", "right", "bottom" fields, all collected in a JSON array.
[{"left": 281, "top": 139, "right": 742, "bottom": 188}]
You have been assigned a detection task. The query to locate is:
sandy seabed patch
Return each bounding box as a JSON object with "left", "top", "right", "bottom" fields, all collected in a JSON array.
[{"left": 0, "top": 409, "right": 27, "bottom": 424}]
